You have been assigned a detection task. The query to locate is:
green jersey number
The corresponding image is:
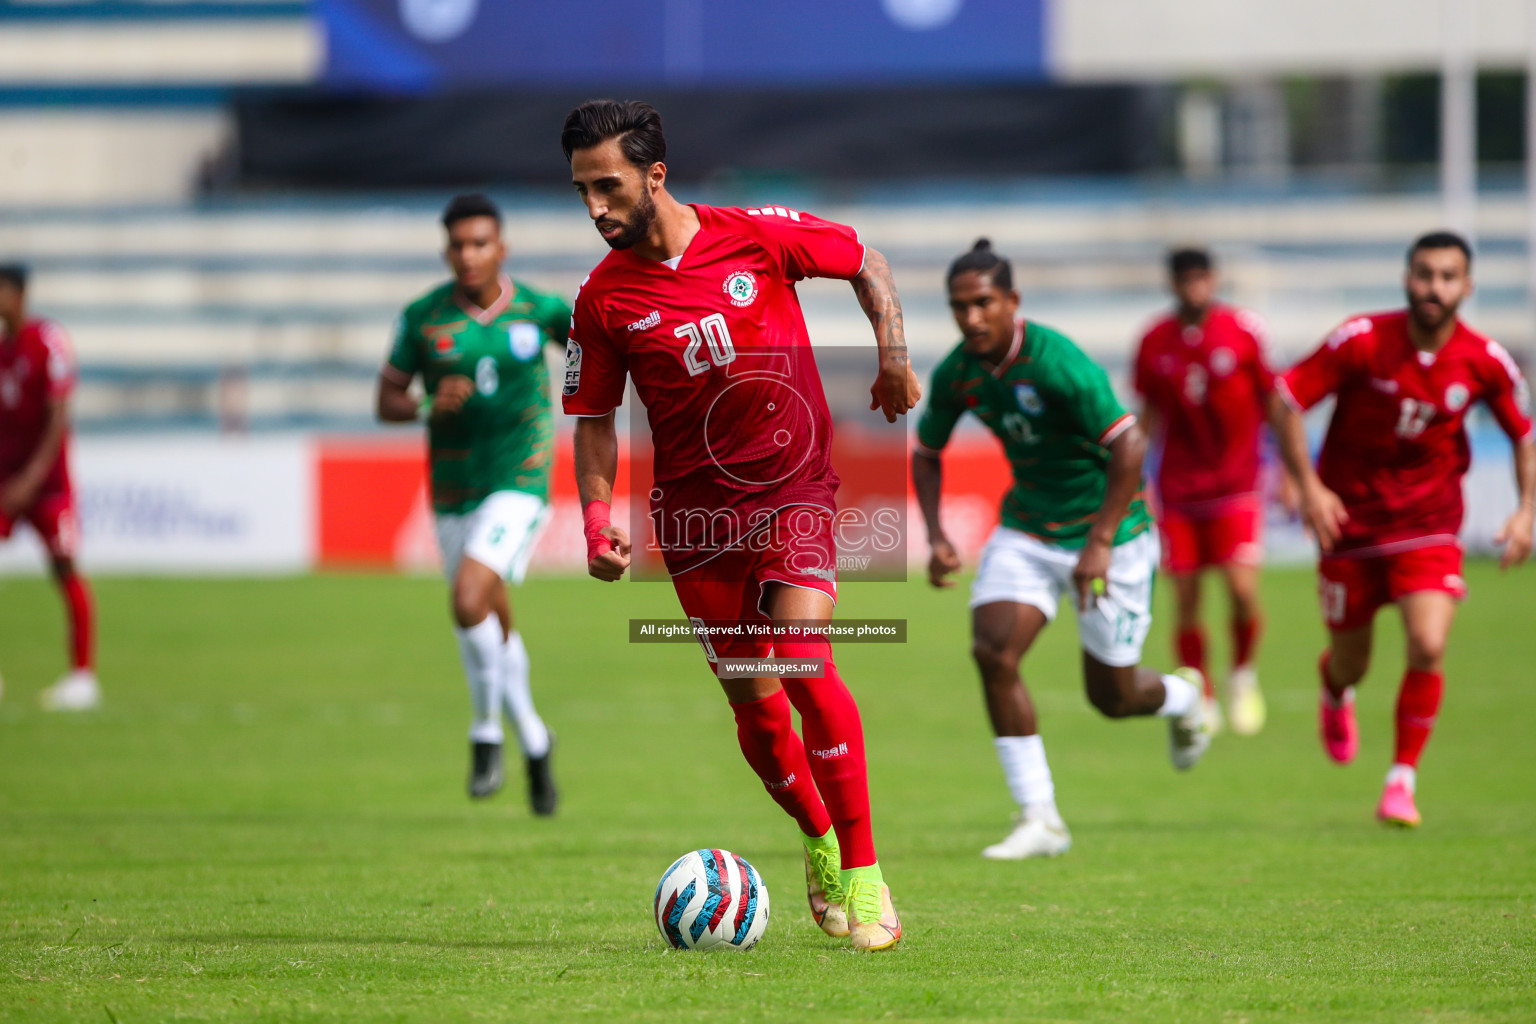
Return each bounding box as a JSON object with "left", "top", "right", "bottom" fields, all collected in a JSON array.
[{"left": 475, "top": 356, "right": 499, "bottom": 396}]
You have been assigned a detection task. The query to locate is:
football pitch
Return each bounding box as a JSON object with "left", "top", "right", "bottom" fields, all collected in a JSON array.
[{"left": 1, "top": 566, "right": 1532, "bottom": 1022}]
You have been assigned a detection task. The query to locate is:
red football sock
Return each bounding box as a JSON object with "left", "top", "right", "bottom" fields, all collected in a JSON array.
[
  {"left": 778, "top": 637, "right": 876, "bottom": 871},
  {"left": 730, "top": 689, "right": 831, "bottom": 839},
  {"left": 1176, "top": 626, "right": 1209, "bottom": 693},
  {"left": 1394, "top": 669, "right": 1444, "bottom": 769},
  {"left": 60, "top": 572, "right": 94, "bottom": 671},
  {"left": 1231, "top": 615, "right": 1262, "bottom": 669}
]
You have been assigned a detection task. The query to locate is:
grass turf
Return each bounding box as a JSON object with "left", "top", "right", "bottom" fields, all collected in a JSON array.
[{"left": 0, "top": 565, "right": 1532, "bottom": 1022}]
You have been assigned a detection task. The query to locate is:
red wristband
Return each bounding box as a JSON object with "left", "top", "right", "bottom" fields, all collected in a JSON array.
[{"left": 582, "top": 500, "right": 613, "bottom": 560}]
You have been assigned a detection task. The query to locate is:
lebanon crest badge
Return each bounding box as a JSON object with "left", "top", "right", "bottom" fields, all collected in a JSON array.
[{"left": 723, "top": 270, "right": 759, "bottom": 307}]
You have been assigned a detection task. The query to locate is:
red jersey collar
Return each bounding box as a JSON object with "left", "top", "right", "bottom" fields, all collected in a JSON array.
[
  {"left": 1396, "top": 308, "right": 1468, "bottom": 366},
  {"left": 619, "top": 203, "right": 707, "bottom": 272}
]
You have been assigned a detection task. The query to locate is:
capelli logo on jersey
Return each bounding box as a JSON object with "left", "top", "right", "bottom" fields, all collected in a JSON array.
[
  {"left": 628, "top": 310, "right": 661, "bottom": 332},
  {"left": 810, "top": 742, "right": 848, "bottom": 760},
  {"left": 723, "top": 270, "right": 759, "bottom": 307}
]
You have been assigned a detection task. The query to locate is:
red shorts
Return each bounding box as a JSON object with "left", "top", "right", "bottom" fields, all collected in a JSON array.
[
  {"left": 1318, "top": 542, "right": 1466, "bottom": 631},
  {"left": 0, "top": 487, "right": 79, "bottom": 560},
  {"left": 668, "top": 506, "right": 838, "bottom": 674},
  {"left": 1159, "top": 495, "right": 1263, "bottom": 574}
]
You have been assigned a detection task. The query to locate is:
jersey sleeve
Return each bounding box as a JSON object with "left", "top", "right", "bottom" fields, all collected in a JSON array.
[
  {"left": 1481, "top": 340, "right": 1535, "bottom": 443},
  {"left": 1052, "top": 335, "right": 1136, "bottom": 446},
  {"left": 1131, "top": 330, "right": 1156, "bottom": 399},
  {"left": 914, "top": 357, "right": 964, "bottom": 456},
  {"left": 1236, "top": 309, "right": 1278, "bottom": 392},
  {"left": 1279, "top": 317, "right": 1370, "bottom": 411},
  {"left": 535, "top": 291, "right": 574, "bottom": 347},
  {"left": 736, "top": 206, "right": 865, "bottom": 282},
  {"left": 38, "top": 320, "right": 76, "bottom": 400},
  {"left": 381, "top": 310, "right": 418, "bottom": 386},
  {"left": 562, "top": 284, "right": 627, "bottom": 416}
]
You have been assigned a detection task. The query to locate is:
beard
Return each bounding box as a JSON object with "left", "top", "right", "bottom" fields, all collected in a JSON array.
[
  {"left": 599, "top": 190, "right": 657, "bottom": 251},
  {"left": 1407, "top": 293, "right": 1457, "bottom": 333}
]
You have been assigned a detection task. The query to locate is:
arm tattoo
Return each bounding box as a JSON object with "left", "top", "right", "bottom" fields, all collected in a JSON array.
[{"left": 853, "top": 248, "right": 908, "bottom": 365}]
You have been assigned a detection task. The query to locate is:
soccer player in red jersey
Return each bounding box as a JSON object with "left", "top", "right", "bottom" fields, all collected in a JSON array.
[
  {"left": 1268, "top": 232, "right": 1535, "bottom": 827},
  {"left": 560, "top": 100, "right": 918, "bottom": 950},
  {"left": 1134, "top": 248, "right": 1275, "bottom": 736},
  {"left": 0, "top": 264, "right": 99, "bottom": 711}
]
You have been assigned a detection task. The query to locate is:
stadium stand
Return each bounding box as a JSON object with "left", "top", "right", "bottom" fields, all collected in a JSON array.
[
  {"left": 0, "top": 1, "right": 315, "bottom": 203},
  {"left": 0, "top": 2, "right": 1528, "bottom": 432},
  {"left": 0, "top": 188, "right": 1529, "bottom": 431}
]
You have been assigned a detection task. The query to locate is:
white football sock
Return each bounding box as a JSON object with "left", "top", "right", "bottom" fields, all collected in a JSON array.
[
  {"left": 993, "top": 735, "right": 1060, "bottom": 824},
  {"left": 1324, "top": 685, "right": 1356, "bottom": 709},
  {"left": 455, "top": 615, "right": 505, "bottom": 745},
  {"left": 1157, "top": 672, "right": 1199, "bottom": 718},
  {"left": 502, "top": 630, "right": 551, "bottom": 758},
  {"left": 1386, "top": 763, "right": 1417, "bottom": 792}
]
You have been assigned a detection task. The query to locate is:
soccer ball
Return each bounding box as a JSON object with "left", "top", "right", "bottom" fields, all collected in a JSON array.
[{"left": 653, "top": 848, "right": 770, "bottom": 951}]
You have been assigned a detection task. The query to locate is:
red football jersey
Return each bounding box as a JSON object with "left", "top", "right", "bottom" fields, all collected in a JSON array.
[
  {"left": 1134, "top": 305, "right": 1275, "bottom": 509},
  {"left": 0, "top": 317, "right": 75, "bottom": 493},
  {"left": 563, "top": 203, "right": 865, "bottom": 571},
  {"left": 1280, "top": 310, "right": 1533, "bottom": 556}
]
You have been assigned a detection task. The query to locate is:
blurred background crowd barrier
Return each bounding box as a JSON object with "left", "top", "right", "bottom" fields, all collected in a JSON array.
[{"left": 0, "top": 0, "right": 1529, "bottom": 573}]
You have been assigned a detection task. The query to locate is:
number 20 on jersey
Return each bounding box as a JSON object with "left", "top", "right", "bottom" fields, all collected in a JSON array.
[{"left": 675, "top": 314, "right": 737, "bottom": 376}]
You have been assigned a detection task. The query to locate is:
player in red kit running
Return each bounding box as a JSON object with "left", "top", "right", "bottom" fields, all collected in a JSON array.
[
  {"left": 1268, "top": 232, "right": 1534, "bottom": 827},
  {"left": 1135, "top": 248, "right": 1274, "bottom": 736},
  {"left": 560, "top": 101, "right": 918, "bottom": 950},
  {"left": 0, "top": 264, "right": 99, "bottom": 711}
]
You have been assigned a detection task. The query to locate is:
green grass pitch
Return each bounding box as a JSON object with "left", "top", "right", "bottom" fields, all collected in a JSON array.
[{"left": 1, "top": 565, "right": 1533, "bottom": 1022}]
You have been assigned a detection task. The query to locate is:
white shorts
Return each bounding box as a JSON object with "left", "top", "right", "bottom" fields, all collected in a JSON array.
[
  {"left": 435, "top": 490, "right": 549, "bottom": 585},
  {"left": 969, "top": 526, "right": 1159, "bottom": 668}
]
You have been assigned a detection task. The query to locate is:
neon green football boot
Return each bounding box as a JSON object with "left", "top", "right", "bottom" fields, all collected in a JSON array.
[
  {"left": 843, "top": 865, "right": 902, "bottom": 951},
  {"left": 801, "top": 831, "right": 848, "bottom": 938}
]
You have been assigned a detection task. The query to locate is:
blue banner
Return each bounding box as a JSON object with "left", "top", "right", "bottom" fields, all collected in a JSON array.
[{"left": 319, "top": 0, "right": 1044, "bottom": 92}]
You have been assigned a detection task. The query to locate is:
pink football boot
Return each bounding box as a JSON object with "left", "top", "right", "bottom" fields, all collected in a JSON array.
[
  {"left": 1318, "top": 686, "right": 1358, "bottom": 764},
  {"left": 1377, "top": 777, "right": 1422, "bottom": 828}
]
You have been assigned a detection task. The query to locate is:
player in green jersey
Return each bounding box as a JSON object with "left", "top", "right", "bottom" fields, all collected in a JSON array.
[
  {"left": 376, "top": 194, "right": 565, "bottom": 813},
  {"left": 912, "top": 239, "right": 1210, "bottom": 860}
]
